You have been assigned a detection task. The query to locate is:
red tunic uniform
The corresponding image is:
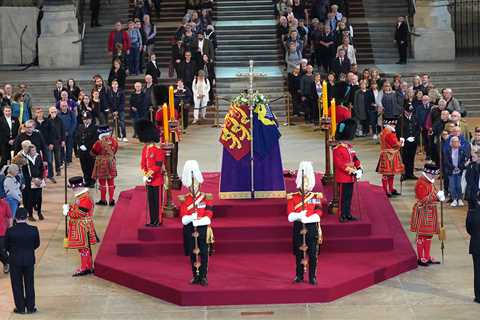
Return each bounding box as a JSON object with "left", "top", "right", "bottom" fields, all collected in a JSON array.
[
  {"left": 141, "top": 143, "right": 165, "bottom": 186},
  {"left": 376, "top": 127, "right": 404, "bottom": 175},
  {"left": 287, "top": 192, "right": 324, "bottom": 218},
  {"left": 410, "top": 175, "right": 440, "bottom": 236},
  {"left": 91, "top": 136, "right": 118, "bottom": 179},
  {"left": 333, "top": 143, "right": 361, "bottom": 183},
  {"left": 65, "top": 191, "right": 97, "bottom": 249},
  {"left": 179, "top": 193, "right": 214, "bottom": 221},
  {"left": 335, "top": 105, "right": 352, "bottom": 123}
]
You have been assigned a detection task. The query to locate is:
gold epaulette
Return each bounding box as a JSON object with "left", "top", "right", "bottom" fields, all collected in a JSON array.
[
  {"left": 204, "top": 193, "right": 213, "bottom": 200},
  {"left": 314, "top": 192, "right": 324, "bottom": 199},
  {"left": 178, "top": 195, "right": 186, "bottom": 202}
]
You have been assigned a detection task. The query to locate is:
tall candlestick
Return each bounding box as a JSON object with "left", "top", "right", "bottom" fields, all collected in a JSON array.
[
  {"left": 322, "top": 80, "right": 328, "bottom": 117},
  {"left": 168, "top": 86, "right": 175, "bottom": 120},
  {"left": 162, "top": 103, "right": 169, "bottom": 143},
  {"left": 330, "top": 98, "right": 336, "bottom": 138}
]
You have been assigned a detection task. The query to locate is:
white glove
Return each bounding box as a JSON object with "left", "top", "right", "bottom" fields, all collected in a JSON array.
[
  {"left": 355, "top": 169, "right": 363, "bottom": 180},
  {"left": 181, "top": 214, "right": 195, "bottom": 225},
  {"left": 192, "top": 212, "right": 198, "bottom": 220},
  {"left": 142, "top": 175, "right": 148, "bottom": 183},
  {"left": 193, "top": 216, "right": 211, "bottom": 227},
  {"left": 79, "top": 145, "right": 87, "bottom": 151},
  {"left": 437, "top": 190, "right": 446, "bottom": 202},
  {"left": 399, "top": 137, "right": 405, "bottom": 146},
  {"left": 406, "top": 137, "right": 415, "bottom": 143},
  {"left": 62, "top": 204, "right": 69, "bottom": 216},
  {"left": 288, "top": 210, "right": 307, "bottom": 222}
]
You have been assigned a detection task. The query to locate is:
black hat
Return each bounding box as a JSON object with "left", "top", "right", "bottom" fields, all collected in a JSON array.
[
  {"left": 423, "top": 163, "right": 440, "bottom": 175},
  {"left": 82, "top": 111, "right": 93, "bottom": 119},
  {"left": 135, "top": 119, "right": 160, "bottom": 143},
  {"left": 97, "top": 124, "right": 112, "bottom": 136},
  {"left": 68, "top": 176, "right": 85, "bottom": 189},
  {"left": 15, "top": 207, "right": 28, "bottom": 220},
  {"left": 335, "top": 119, "right": 357, "bottom": 141}
]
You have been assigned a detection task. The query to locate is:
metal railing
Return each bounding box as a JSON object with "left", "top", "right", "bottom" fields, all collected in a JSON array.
[{"left": 451, "top": 0, "right": 480, "bottom": 56}]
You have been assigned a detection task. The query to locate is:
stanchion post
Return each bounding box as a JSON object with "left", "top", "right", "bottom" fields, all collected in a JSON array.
[
  {"left": 161, "top": 142, "right": 176, "bottom": 217},
  {"left": 212, "top": 95, "right": 221, "bottom": 128}
]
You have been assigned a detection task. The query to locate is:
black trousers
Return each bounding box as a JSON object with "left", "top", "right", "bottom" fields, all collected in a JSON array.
[
  {"left": 303, "top": 97, "right": 315, "bottom": 123},
  {"left": 340, "top": 182, "right": 354, "bottom": 219},
  {"left": 23, "top": 188, "right": 42, "bottom": 216},
  {"left": 474, "top": 255, "right": 480, "bottom": 299},
  {"left": 147, "top": 185, "right": 160, "bottom": 225},
  {"left": 189, "top": 225, "right": 209, "bottom": 279},
  {"left": 402, "top": 141, "right": 417, "bottom": 177},
  {"left": 10, "top": 264, "right": 35, "bottom": 312},
  {"left": 293, "top": 222, "right": 318, "bottom": 280},
  {"left": 0, "top": 236, "right": 8, "bottom": 266},
  {"left": 0, "top": 144, "right": 12, "bottom": 168},
  {"left": 398, "top": 42, "right": 407, "bottom": 63},
  {"left": 52, "top": 142, "right": 62, "bottom": 174},
  {"left": 79, "top": 152, "right": 95, "bottom": 186}
]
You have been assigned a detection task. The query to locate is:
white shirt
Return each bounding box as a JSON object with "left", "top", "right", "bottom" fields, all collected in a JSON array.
[
  {"left": 198, "top": 39, "right": 204, "bottom": 55},
  {"left": 5, "top": 116, "right": 12, "bottom": 131}
]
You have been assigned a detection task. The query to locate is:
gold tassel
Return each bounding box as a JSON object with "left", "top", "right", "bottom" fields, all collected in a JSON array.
[
  {"left": 63, "top": 237, "right": 69, "bottom": 248},
  {"left": 439, "top": 227, "right": 447, "bottom": 241},
  {"left": 206, "top": 226, "right": 215, "bottom": 244}
]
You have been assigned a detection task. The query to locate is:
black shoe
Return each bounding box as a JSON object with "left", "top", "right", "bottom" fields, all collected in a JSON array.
[
  {"left": 339, "top": 216, "right": 348, "bottom": 223},
  {"left": 145, "top": 223, "right": 160, "bottom": 227},
  {"left": 190, "top": 277, "right": 200, "bottom": 285},
  {"left": 28, "top": 215, "right": 36, "bottom": 222},
  {"left": 386, "top": 193, "right": 392, "bottom": 198},
  {"left": 96, "top": 200, "right": 107, "bottom": 206},
  {"left": 109, "top": 200, "right": 115, "bottom": 206},
  {"left": 347, "top": 215, "right": 358, "bottom": 221},
  {"left": 72, "top": 269, "right": 90, "bottom": 277},
  {"left": 200, "top": 277, "right": 208, "bottom": 286},
  {"left": 474, "top": 298, "right": 480, "bottom": 304},
  {"left": 391, "top": 190, "right": 401, "bottom": 196},
  {"left": 417, "top": 259, "right": 429, "bottom": 267},
  {"left": 309, "top": 277, "right": 318, "bottom": 285},
  {"left": 293, "top": 276, "right": 304, "bottom": 283},
  {"left": 13, "top": 308, "right": 25, "bottom": 314},
  {"left": 26, "top": 307, "right": 37, "bottom": 314},
  {"left": 427, "top": 259, "right": 441, "bottom": 265},
  {"left": 38, "top": 213, "right": 44, "bottom": 220}
]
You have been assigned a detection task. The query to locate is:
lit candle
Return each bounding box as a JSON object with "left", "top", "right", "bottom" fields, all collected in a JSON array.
[
  {"left": 168, "top": 86, "right": 175, "bottom": 120},
  {"left": 330, "top": 98, "right": 336, "bottom": 138},
  {"left": 162, "top": 103, "right": 169, "bottom": 143},
  {"left": 322, "top": 80, "right": 328, "bottom": 117}
]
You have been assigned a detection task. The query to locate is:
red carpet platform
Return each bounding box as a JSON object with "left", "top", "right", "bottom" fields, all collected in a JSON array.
[{"left": 94, "top": 172, "right": 417, "bottom": 306}]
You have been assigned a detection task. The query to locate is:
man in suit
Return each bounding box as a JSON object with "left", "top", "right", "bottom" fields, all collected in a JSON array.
[
  {"left": 145, "top": 53, "right": 161, "bottom": 84},
  {"left": 331, "top": 49, "right": 351, "bottom": 77},
  {"left": 466, "top": 198, "right": 480, "bottom": 303},
  {"left": 0, "top": 105, "right": 20, "bottom": 168},
  {"left": 53, "top": 80, "right": 66, "bottom": 103},
  {"left": 394, "top": 16, "right": 409, "bottom": 64},
  {"left": 192, "top": 33, "right": 215, "bottom": 66},
  {"left": 5, "top": 208, "right": 40, "bottom": 314}
]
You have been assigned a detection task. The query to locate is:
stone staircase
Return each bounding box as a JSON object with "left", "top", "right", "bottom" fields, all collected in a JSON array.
[
  {"left": 349, "top": 0, "right": 409, "bottom": 65},
  {"left": 214, "top": 0, "right": 287, "bottom": 120},
  {"left": 82, "top": 0, "right": 131, "bottom": 66}
]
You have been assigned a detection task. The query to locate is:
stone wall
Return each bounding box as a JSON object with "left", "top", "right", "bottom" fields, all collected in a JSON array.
[{"left": 0, "top": 6, "right": 39, "bottom": 65}]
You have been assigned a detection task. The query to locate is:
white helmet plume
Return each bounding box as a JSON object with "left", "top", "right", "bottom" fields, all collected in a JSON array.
[
  {"left": 295, "top": 161, "right": 315, "bottom": 192},
  {"left": 181, "top": 160, "right": 204, "bottom": 188}
]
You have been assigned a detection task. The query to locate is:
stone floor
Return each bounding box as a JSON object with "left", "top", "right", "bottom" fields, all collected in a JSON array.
[{"left": 0, "top": 120, "right": 479, "bottom": 320}]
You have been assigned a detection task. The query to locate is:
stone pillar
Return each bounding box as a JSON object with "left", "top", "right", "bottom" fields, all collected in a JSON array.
[
  {"left": 0, "top": 6, "right": 39, "bottom": 65},
  {"left": 413, "top": 0, "right": 455, "bottom": 61},
  {"left": 38, "top": 5, "right": 82, "bottom": 68}
]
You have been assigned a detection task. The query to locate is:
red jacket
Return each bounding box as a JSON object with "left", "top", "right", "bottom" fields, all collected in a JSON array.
[
  {"left": 179, "top": 193, "right": 213, "bottom": 220},
  {"left": 287, "top": 192, "right": 323, "bottom": 217},
  {"left": 333, "top": 142, "right": 361, "bottom": 183},
  {"left": 108, "top": 31, "right": 131, "bottom": 53},
  {"left": 0, "top": 199, "right": 12, "bottom": 236},
  {"left": 141, "top": 144, "right": 165, "bottom": 187},
  {"left": 65, "top": 191, "right": 97, "bottom": 249}
]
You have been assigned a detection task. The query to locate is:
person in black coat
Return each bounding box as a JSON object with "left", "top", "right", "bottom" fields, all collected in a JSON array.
[
  {"left": 145, "top": 53, "right": 161, "bottom": 84},
  {"left": 90, "top": 0, "right": 101, "bottom": 27},
  {"left": 33, "top": 108, "right": 56, "bottom": 182},
  {"left": 178, "top": 51, "right": 197, "bottom": 90},
  {"left": 287, "top": 66, "right": 303, "bottom": 116},
  {"left": 47, "top": 107, "right": 66, "bottom": 177},
  {"left": 0, "top": 105, "right": 20, "bottom": 168},
  {"left": 174, "top": 79, "right": 193, "bottom": 130},
  {"left": 53, "top": 80, "right": 66, "bottom": 103},
  {"left": 109, "top": 80, "right": 127, "bottom": 140},
  {"left": 466, "top": 202, "right": 480, "bottom": 303},
  {"left": 466, "top": 152, "right": 480, "bottom": 208},
  {"left": 129, "top": 82, "right": 148, "bottom": 138},
  {"left": 394, "top": 16, "right": 409, "bottom": 64},
  {"left": 107, "top": 59, "right": 127, "bottom": 91},
  {"left": 75, "top": 112, "right": 98, "bottom": 188},
  {"left": 13, "top": 120, "right": 48, "bottom": 162},
  {"left": 5, "top": 207, "right": 40, "bottom": 314},
  {"left": 331, "top": 49, "right": 351, "bottom": 77},
  {"left": 397, "top": 104, "right": 420, "bottom": 180}
]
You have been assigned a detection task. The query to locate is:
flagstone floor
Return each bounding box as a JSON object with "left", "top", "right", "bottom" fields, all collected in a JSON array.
[{"left": 1, "top": 120, "right": 479, "bottom": 320}]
